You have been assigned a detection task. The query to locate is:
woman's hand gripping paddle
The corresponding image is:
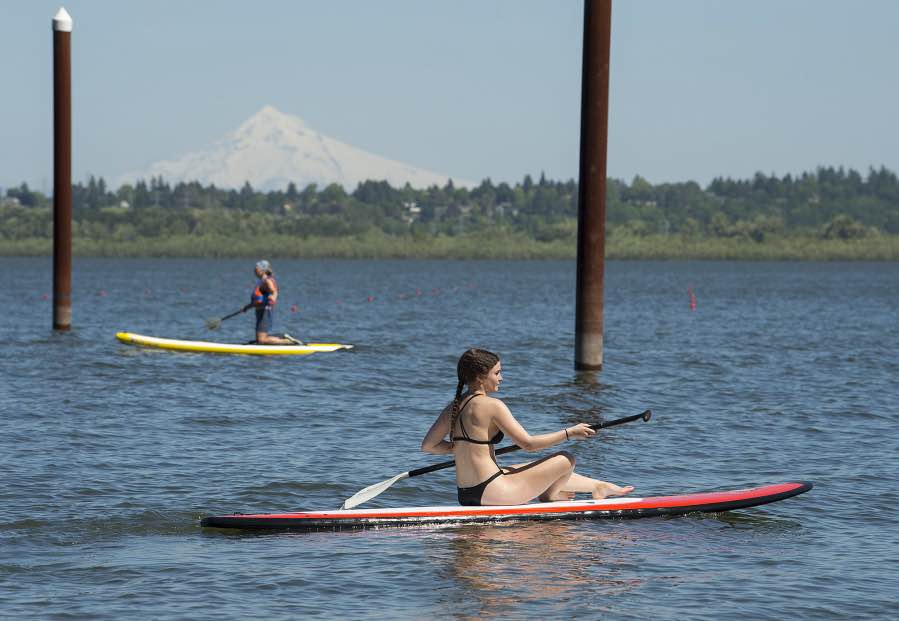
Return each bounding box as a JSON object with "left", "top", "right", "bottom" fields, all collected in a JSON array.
[{"left": 338, "top": 409, "right": 652, "bottom": 510}]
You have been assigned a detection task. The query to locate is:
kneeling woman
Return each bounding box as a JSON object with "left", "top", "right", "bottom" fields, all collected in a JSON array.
[{"left": 421, "top": 348, "right": 634, "bottom": 506}]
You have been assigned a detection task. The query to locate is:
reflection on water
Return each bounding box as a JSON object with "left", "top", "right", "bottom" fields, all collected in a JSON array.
[
  {"left": 548, "top": 374, "right": 619, "bottom": 426},
  {"left": 699, "top": 509, "right": 806, "bottom": 533},
  {"left": 438, "top": 521, "right": 642, "bottom": 618},
  {"left": 571, "top": 369, "right": 609, "bottom": 389}
]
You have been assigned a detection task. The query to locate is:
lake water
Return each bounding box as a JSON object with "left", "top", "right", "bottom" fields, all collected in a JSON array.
[{"left": 1, "top": 258, "right": 897, "bottom": 619}]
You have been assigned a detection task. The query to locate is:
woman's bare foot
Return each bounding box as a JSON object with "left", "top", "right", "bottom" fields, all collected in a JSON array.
[
  {"left": 539, "top": 490, "right": 577, "bottom": 502},
  {"left": 592, "top": 482, "right": 635, "bottom": 499}
]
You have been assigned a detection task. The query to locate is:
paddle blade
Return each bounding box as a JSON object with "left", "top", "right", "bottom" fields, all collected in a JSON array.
[
  {"left": 205, "top": 317, "right": 222, "bottom": 330},
  {"left": 340, "top": 472, "right": 410, "bottom": 510}
]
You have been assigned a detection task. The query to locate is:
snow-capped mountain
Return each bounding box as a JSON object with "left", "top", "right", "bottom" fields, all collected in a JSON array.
[{"left": 119, "top": 105, "right": 472, "bottom": 191}]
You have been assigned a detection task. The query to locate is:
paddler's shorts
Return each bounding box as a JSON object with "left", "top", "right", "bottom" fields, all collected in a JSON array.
[{"left": 255, "top": 306, "right": 274, "bottom": 334}]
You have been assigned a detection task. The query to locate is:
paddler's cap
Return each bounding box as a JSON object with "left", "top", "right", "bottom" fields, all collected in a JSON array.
[{"left": 255, "top": 259, "right": 272, "bottom": 274}]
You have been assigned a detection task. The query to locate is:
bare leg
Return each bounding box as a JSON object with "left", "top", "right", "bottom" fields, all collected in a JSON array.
[
  {"left": 480, "top": 452, "right": 576, "bottom": 505},
  {"left": 256, "top": 331, "right": 293, "bottom": 345},
  {"left": 505, "top": 463, "right": 634, "bottom": 500},
  {"left": 559, "top": 471, "right": 634, "bottom": 499}
]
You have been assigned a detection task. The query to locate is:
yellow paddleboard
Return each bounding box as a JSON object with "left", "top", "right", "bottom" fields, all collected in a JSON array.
[{"left": 116, "top": 332, "right": 353, "bottom": 356}]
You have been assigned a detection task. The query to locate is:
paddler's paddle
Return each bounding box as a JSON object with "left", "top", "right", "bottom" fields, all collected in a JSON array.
[
  {"left": 339, "top": 409, "right": 652, "bottom": 510},
  {"left": 205, "top": 304, "right": 252, "bottom": 330}
]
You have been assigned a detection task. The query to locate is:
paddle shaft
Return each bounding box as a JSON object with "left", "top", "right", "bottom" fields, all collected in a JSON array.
[
  {"left": 221, "top": 305, "right": 250, "bottom": 322},
  {"left": 207, "top": 304, "right": 252, "bottom": 329},
  {"left": 407, "top": 409, "right": 652, "bottom": 478}
]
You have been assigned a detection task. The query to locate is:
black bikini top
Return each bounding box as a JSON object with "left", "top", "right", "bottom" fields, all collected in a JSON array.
[{"left": 452, "top": 394, "right": 504, "bottom": 445}]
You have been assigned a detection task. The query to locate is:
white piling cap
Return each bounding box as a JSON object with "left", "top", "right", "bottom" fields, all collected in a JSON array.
[{"left": 53, "top": 7, "right": 73, "bottom": 32}]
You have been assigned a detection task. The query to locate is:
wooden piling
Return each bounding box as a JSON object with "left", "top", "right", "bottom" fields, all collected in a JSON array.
[
  {"left": 52, "top": 8, "right": 73, "bottom": 331},
  {"left": 574, "top": 0, "right": 611, "bottom": 370}
]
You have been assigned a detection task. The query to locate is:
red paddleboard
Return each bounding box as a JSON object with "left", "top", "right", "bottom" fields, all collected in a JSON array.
[{"left": 200, "top": 481, "right": 812, "bottom": 531}]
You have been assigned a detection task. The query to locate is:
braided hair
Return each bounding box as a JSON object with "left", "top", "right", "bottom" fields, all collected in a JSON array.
[{"left": 449, "top": 348, "right": 500, "bottom": 448}]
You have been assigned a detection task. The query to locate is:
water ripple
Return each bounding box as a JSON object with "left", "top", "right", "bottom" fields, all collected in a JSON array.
[{"left": 1, "top": 258, "right": 897, "bottom": 619}]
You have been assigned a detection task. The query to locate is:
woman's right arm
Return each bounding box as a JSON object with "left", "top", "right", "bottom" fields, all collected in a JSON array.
[
  {"left": 421, "top": 404, "right": 454, "bottom": 455},
  {"left": 493, "top": 401, "right": 595, "bottom": 451}
]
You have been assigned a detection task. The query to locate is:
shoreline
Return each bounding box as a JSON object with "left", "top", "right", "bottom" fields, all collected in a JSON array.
[{"left": 1, "top": 233, "right": 898, "bottom": 261}]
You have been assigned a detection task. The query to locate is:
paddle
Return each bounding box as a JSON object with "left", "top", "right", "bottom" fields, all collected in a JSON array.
[
  {"left": 205, "top": 304, "right": 251, "bottom": 330},
  {"left": 339, "top": 409, "right": 652, "bottom": 510}
]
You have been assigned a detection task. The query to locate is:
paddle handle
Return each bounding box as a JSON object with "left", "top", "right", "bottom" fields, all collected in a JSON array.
[
  {"left": 408, "top": 409, "right": 652, "bottom": 479},
  {"left": 589, "top": 408, "right": 652, "bottom": 430}
]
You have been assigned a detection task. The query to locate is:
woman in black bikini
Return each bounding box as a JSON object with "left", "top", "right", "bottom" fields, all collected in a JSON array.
[{"left": 421, "top": 348, "right": 634, "bottom": 506}]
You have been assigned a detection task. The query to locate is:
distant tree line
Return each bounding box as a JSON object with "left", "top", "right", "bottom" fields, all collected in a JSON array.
[{"left": 2, "top": 166, "right": 898, "bottom": 246}]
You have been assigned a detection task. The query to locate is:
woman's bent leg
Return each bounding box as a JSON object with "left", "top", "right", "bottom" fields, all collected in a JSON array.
[
  {"left": 256, "top": 331, "right": 292, "bottom": 345},
  {"left": 502, "top": 463, "right": 635, "bottom": 500},
  {"left": 480, "top": 452, "right": 576, "bottom": 505}
]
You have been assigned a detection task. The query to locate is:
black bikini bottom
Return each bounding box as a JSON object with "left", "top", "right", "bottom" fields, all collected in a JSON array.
[
  {"left": 456, "top": 453, "right": 565, "bottom": 506},
  {"left": 457, "top": 470, "right": 503, "bottom": 506}
]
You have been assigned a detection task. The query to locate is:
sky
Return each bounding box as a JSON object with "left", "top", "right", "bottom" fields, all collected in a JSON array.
[{"left": 2, "top": 0, "right": 899, "bottom": 192}]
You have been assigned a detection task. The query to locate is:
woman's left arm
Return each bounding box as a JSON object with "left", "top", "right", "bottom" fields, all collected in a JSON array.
[
  {"left": 421, "top": 405, "right": 453, "bottom": 455},
  {"left": 264, "top": 277, "right": 278, "bottom": 305}
]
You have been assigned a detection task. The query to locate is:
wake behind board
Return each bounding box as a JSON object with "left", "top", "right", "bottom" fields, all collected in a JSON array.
[
  {"left": 116, "top": 332, "right": 353, "bottom": 356},
  {"left": 201, "top": 481, "right": 812, "bottom": 531}
]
